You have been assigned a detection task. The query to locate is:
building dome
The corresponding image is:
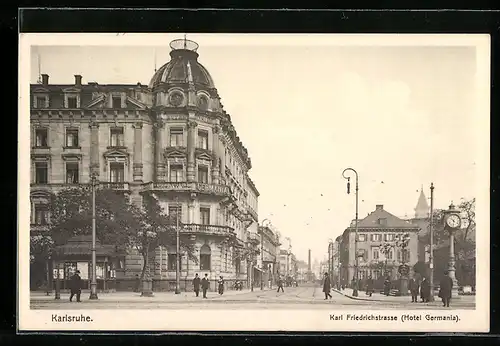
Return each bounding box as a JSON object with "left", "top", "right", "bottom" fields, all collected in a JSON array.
[{"left": 149, "top": 39, "right": 215, "bottom": 90}]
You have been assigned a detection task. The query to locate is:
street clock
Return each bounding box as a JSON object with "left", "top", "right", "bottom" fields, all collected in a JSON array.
[{"left": 444, "top": 202, "right": 462, "bottom": 231}]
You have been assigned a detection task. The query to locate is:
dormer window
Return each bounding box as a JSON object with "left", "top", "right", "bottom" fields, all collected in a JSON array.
[
  {"left": 35, "top": 96, "right": 47, "bottom": 108},
  {"left": 67, "top": 96, "right": 77, "bottom": 108},
  {"left": 378, "top": 218, "right": 387, "bottom": 226},
  {"left": 112, "top": 96, "right": 122, "bottom": 109}
]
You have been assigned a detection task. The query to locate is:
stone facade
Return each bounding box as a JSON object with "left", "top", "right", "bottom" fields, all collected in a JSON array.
[
  {"left": 30, "top": 39, "right": 260, "bottom": 291},
  {"left": 339, "top": 204, "right": 420, "bottom": 285}
]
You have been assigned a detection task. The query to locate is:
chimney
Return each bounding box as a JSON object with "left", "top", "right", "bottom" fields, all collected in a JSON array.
[
  {"left": 74, "top": 75, "right": 82, "bottom": 86},
  {"left": 41, "top": 74, "right": 49, "bottom": 85},
  {"left": 376, "top": 204, "right": 384, "bottom": 211}
]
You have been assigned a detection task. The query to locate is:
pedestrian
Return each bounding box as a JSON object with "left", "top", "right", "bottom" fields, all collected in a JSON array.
[
  {"left": 192, "top": 273, "right": 201, "bottom": 297},
  {"left": 420, "top": 276, "right": 430, "bottom": 302},
  {"left": 438, "top": 270, "right": 453, "bottom": 307},
  {"left": 277, "top": 276, "right": 284, "bottom": 293},
  {"left": 365, "top": 276, "right": 374, "bottom": 297},
  {"left": 409, "top": 276, "right": 420, "bottom": 302},
  {"left": 134, "top": 274, "right": 140, "bottom": 293},
  {"left": 323, "top": 272, "right": 332, "bottom": 299},
  {"left": 383, "top": 276, "right": 391, "bottom": 296},
  {"left": 201, "top": 273, "right": 209, "bottom": 298},
  {"left": 69, "top": 270, "right": 82, "bottom": 302},
  {"left": 218, "top": 276, "right": 225, "bottom": 295}
]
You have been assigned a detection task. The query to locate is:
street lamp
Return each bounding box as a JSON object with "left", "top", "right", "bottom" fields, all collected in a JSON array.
[
  {"left": 428, "top": 182, "right": 435, "bottom": 301},
  {"left": 342, "top": 167, "right": 359, "bottom": 297},
  {"left": 89, "top": 173, "right": 98, "bottom": 300},
  {"left": 328, "top": 239, "right": 333, "bottom": 284},
  {"left": 175, "top": 196, "right": 181, "bottom": 294}
]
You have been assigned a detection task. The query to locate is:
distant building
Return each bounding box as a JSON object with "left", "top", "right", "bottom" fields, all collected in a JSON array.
[
  {"left": 296, "top": 260, "right": 308, "bottom": 283},
  {"left": 258, "top": 225, "right": 281, "bottom": 285},
  {"left": 339, "top": 204, "right": 420, "bottom": 284}
]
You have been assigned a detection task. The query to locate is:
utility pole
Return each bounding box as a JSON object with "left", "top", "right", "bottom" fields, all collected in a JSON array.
[
  {"left": 89, "top": 174, "right": 98, "bottom": 300},
  {"left": 429, "top": 183, "right": 435, "bottom": 301},
  {"left": 175, "top": 196, "right": 181, "bottom": 294},
  {"left": 260, "top": 229, "right": 264, "bottom": 290}
]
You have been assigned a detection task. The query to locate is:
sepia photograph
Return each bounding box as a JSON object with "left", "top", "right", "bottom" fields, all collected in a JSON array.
[{"left": 18, "top": 33, "right": 489, "bottom": 332}]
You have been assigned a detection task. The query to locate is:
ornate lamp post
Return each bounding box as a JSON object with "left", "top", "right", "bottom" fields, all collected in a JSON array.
[
  {"left": 89, "top": 173, "right": 98, "bottom": 300},
  {"left": 443, "top": 202, "right": 462, "bottom": 297},
  {"left": 342, "top": 167, "right": 359, "bottom": 297}
]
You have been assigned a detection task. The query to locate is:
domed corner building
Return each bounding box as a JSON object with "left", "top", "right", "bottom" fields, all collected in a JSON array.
[{"left": 29, "top": 39, "right": 260, "bottom": 293}]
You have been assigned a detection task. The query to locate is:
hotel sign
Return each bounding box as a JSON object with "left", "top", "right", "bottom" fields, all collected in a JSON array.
[{"left": 149, "top": 182, "right": 230, "bottom": 196}]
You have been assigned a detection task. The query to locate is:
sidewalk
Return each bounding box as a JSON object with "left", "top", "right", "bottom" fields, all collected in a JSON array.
[
  {"left": 333, "top": 288, "right": 475, "bottom": 306},
  {"left": 30, "top": 287, "right": 271, "bottom": 303}
]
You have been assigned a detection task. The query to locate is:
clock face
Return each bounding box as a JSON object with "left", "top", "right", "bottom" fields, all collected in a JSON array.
[{"left": 446, "top": 214, "right": 461, "bottom": 228}]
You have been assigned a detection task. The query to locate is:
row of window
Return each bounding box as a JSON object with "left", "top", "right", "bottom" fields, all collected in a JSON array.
[
  {"left": 32, "top": 204, "right": 212, "bottom": 226},
  {"left": 34, "top": 95, "right": 124, "bottom": 109},
  {"left": 33, "top": 127, "right": 211, "bottom": 150},
  {"left": 357, "top": 233, "right": 406, "bottom": 242},
  {"left": 357, "top": 247, "right": 410, "bottom": 263},
  {"left": 32, "top": 160, "right": 213, "bottom": 185}
]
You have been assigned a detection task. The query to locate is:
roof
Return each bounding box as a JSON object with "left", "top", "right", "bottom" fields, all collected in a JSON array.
[
  {"left": 414, "top": 188, "right": 430, "bottom": 219},
  {"left": 148, "top": 43, "right": 215, "bottom": 89},
  {"left": 348, "top": 204, "right": 419, "bottom": 230}
]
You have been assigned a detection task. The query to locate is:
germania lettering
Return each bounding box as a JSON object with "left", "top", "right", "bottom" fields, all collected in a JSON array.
[
  {"left": 51, "top": 314, "right": 93, "bottom": 323},
  {"left": 425, "top": 314, "right": 460, "bottom": 322}
]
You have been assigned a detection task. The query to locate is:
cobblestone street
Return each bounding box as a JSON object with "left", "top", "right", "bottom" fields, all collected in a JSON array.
[{"left": 30, "top": 286, "right": 475, "bottom": 310}]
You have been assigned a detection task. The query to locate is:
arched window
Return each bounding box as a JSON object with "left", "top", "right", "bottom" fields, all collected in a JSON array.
[
  {"left": 197, "top": 95, "right": 209, "bottom": 111},
  {"left": 200, "top": 244, "right": 211, "bottom": 270}
]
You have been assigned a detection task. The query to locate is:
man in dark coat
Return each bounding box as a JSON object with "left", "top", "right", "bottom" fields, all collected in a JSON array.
[
  {"left": 383, "top": 276, "right": 391, "bottom": 296},
  {"left": 439, "top": 270, "right": 453, "bottom": 307},
  {"left": 409, "top": 276, "right": 420, "bottom": 302},
  {"left": 277, "top": 276, "right": 284, "bottom": 293},
  {"left": 201, "top": 273, "right": 210, "bottom": 298},
  {"left": 69, "top": 270, "right": 82, "bottom": 302},
  {"left": 218, "top": 276, "right": 225, "bottom": 295},
  {"left": 323, "top": 272, "right": 332, "bottom": 299},
  {"left": 420, "top": 276, "right": 430, "bottom": 302},
  {"left": 365, "top": 276, "right": 374, "bottom": 297},
  {"left": 192, "top": 273, "right": 201, "bottom": 297}
]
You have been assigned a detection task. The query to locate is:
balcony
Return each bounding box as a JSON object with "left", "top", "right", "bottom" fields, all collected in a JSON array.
[
  {"left": 99, "top": 182, "right": 130, "bottom": 191},
  {"left": 143, "top": 182, "right": 231, "bottom": 197},
  {"left": 181, "top": 223, "right": 235, "bottom": 237},
  {"left": 30, "top": 182, "right": 130, "bottom": 193},
  {"left": 247, "top": 232, "right": 260, "bottom": 245}
]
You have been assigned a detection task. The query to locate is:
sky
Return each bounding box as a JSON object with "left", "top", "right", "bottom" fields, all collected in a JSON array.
[{"left": 29, "top": 34, "right": 485, "bottom": 264}]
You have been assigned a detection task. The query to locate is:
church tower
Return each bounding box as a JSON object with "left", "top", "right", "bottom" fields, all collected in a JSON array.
[{"left": 414, "top": 186, "right": 430, "bottom": 219}]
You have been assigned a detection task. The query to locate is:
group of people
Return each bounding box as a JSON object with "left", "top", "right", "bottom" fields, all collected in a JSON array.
[
  {"left": 192, "top": 273, "right": 225, "bottom": 298},
  {"left": 410, "top": 270, "right": 454, "bottom": 307}
]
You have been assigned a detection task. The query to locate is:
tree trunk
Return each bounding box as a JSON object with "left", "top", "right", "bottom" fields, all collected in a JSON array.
[{"left": 140, "top": 247, "right": 148, "bottom": 280}]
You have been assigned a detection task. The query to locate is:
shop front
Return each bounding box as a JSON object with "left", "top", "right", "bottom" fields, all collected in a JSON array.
[{"left": 51, "top": 235, "right": 123, "bottom": 293}]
